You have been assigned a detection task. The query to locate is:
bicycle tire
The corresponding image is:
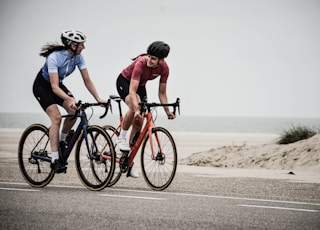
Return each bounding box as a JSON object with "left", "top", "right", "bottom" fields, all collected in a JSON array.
[
  {"left": 75, "top": 125, "right": 115, "bottom": 191},
  {"left": 140, "top": 127, "right": 177, "bottom": 191},
  {"left": 18, "top": 123, "right": 55, "bottom": 187},
  {"left": 102, "top": 125, "right": 122, "bottom": 187}
]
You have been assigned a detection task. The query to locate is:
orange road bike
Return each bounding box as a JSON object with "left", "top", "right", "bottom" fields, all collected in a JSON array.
[
  {"left": 18, "top": 101, "right": 116, "bottom": 191},
  {"left": 102, "top": 95, "right": 180, "bottom": 191}
]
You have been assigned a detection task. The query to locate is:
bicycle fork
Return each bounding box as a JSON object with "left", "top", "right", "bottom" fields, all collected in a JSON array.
[
  {"left": 148, "top": 128, "right": 165, "bottom": 164},
  {"left": 119, "top": 127, "right": 164, "bottom": 173}
]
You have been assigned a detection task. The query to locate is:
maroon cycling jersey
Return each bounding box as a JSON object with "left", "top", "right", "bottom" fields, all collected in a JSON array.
[{"left": 121, "top": 55, "right": 169, "bottom": 86}]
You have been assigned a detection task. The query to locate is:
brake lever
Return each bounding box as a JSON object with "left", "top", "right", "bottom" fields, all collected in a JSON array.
[
  {"left": 173, "top": 98, "right": 180, "bottom": 115},
  {"left": 69, "top": 101, "right": 81, "bottom": 120},
  {"left": 177, "top": 98, "right": 180, "bottom": 115},
  {"left": 110, "top": 101, "right": 113, "bottom": 114},
  {"left": 99, "top": 99, "right": 111, "bottom": 119}
]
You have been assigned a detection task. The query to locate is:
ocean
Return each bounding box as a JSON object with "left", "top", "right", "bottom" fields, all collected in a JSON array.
[{"left": 1, "top": 112, "right": 320, "bottom": 134}]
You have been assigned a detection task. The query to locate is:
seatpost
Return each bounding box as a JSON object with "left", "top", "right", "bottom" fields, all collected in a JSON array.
[{"left": 117, "top": 100, "right": 123, "bottom": 118}]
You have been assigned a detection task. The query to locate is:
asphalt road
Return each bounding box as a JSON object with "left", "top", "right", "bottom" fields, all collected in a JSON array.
[{"left": 1, "top": 159, "right": 320, "bottom": 229}]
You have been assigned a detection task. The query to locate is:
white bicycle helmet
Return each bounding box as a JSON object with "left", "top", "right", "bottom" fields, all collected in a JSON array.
[{"left": 61, "top": 29, "right": 87, "bottom": 46}]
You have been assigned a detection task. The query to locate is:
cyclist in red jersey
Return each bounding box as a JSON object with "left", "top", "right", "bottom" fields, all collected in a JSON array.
[{"left": 116, "top": 41, "right": 176, "bottom": 177}]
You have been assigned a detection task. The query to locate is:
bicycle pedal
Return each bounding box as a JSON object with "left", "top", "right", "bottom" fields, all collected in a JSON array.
[
  {"left": 51, "top": 160, "right": 67, "bottom": 174},
  {"left": 55, "top": 166, "right": 67, "bottom": 174},
  {"left": 126, "top": 168, "right": 131, "bottom": 177}
]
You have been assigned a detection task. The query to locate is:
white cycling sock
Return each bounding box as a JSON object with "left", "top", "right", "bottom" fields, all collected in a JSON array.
[
  {"left": 119, "top": 129, "right": 128, "bottom": 140},
  {"left": 51, "top": 151, "right": 59, "bottom": 163}
]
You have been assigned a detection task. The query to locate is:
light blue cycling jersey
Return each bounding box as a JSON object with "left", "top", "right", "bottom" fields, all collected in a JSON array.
[{"left": 41, "top": 49, "right": 86, "bottom": 82}]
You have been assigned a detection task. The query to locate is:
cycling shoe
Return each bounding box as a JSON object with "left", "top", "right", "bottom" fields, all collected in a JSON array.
[{"left": 51, "top": 159, "right": 67, "bottom": 174}]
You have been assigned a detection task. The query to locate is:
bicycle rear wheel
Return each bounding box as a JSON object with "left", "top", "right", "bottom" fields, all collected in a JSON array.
[
  {"left": 75, "top": 125, "right": 115, "bottom": 191},
  {"left": 141, "top": 127, "right": 177, "bottom": 191},
  {"left": 102, "top": 125, "right": 122, "bottom": 187},
  {"left": 18, "top": 124, "right": 54, "bottom": 187}
]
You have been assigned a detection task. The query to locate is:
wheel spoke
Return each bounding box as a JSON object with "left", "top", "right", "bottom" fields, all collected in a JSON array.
[
  {"left": 75, "top": 126, "right": 115, "bottom": 191},
  {"left": 141, "top": 127, "right": 177, "bottom": 190},
  {"left": 18, "top": 124, "right": 54, "bottom": 187}
]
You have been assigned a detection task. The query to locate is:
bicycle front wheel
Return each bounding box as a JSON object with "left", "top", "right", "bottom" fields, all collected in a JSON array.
[
  {"left": 18, "top": 124, "right": 54, "bottom": 187},
  {"left": 141, "top": 127, "right": 177, "bottom": 191},
  {"left": 75, "top": 125, "right": 115, "bottom": 191}
]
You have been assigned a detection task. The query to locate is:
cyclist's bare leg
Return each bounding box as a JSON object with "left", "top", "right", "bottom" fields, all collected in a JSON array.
[
  {"left": 46, "top": 104, "right": 69, "bottom": 171},
  {"left": 122, "top": 94, "right": 143, "bottom": 142},
  {"left": 45, "top": 104, "right": 62, "bottom": 153},
  {"left": 118, "top": 94, "right": 142, "bottom": 177},
  {"left": 61, "top": 101, "right": 77, "bottom": 135},
  {"left": 121, "top": 109, "right": 134, "bottom": 131},
  {"left": 130, "top": 117, "right": 143, "bottom": 142}
]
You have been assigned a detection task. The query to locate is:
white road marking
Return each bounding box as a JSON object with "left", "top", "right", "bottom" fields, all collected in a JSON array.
[
  {"left": 2, "top": 182, "right": 320, "bottom": 208},
  {"left": 0, "top": 187, "right": 39, "bottom": 192},
  {"left": 99, "top": 194, "right": 166, "bottom": 200},
  {"left": 0, "top": 182, "right": 84, "bottom": 189},
  {"left": 239, "top": 204, "right": 319, "bottom": 212},
  {"left": 109, "top": 188, "right": 320, "bottom": 206}
]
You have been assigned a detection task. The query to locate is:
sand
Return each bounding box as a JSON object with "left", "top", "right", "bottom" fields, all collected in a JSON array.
[
  {"left": 179, "top": 133, "right": 320, "bottom": 172},
  {"left": 1, "top": 128, "right": 319, "bottom": 183}
]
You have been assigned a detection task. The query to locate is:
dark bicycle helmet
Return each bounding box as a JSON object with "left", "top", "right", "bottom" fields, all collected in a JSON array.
[
  {"left": 61, "top": 29, "right": 87, "bottom": 46},
  {"left": 147, "top": 41, "right": 170, "bottom": 59}
]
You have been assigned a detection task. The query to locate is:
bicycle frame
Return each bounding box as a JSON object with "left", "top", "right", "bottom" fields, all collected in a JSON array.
[
  {"left": 31, "top": 103, "right": 106, "bottom": 164},
  {"left": 109, "top": 121, "right": 122, "bottom": 143},
  {"left": 128, "top": 98, "right": 180, "bottom": 165},
  {"left": 100, "top": 96, "right": 180, "bottom": 190},
  {"left": 127, "top": 111, "right": 159, "bottom": 167},
  {"left": 101, "top": 109, "right": 160, "bottom": 170},
  {"left": 61, "top": 112, "right": 91, "bottom": 162},
  {"left": 102, "top": 96, "right": 180, "bottom": 167}
]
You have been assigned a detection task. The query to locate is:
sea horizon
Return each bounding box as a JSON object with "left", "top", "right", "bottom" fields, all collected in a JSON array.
[{"left": 1, "top": 112, "right": 319, "bottom": 134}]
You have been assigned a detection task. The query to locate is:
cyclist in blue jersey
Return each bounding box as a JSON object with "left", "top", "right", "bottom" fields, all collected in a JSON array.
[{"left": 33, "top": 30, "right": 107, "bottom": 173}]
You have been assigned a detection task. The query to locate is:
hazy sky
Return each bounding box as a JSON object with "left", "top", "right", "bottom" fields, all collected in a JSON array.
[{"left": 1, "top": 0, "right": 319, "bottom": 118}]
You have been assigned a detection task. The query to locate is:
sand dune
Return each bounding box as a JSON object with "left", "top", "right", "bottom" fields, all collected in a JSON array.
[{"left": 180, "top": 134, "right": 320, "bottom": 172}]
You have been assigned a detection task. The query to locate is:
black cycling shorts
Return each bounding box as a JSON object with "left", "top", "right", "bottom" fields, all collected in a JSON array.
[
  {"left": 116, "top": 74, "right": 147, "bottom": 101},
  {"left": 33, "top": 70, "right": 74, "bottom": 111}
]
